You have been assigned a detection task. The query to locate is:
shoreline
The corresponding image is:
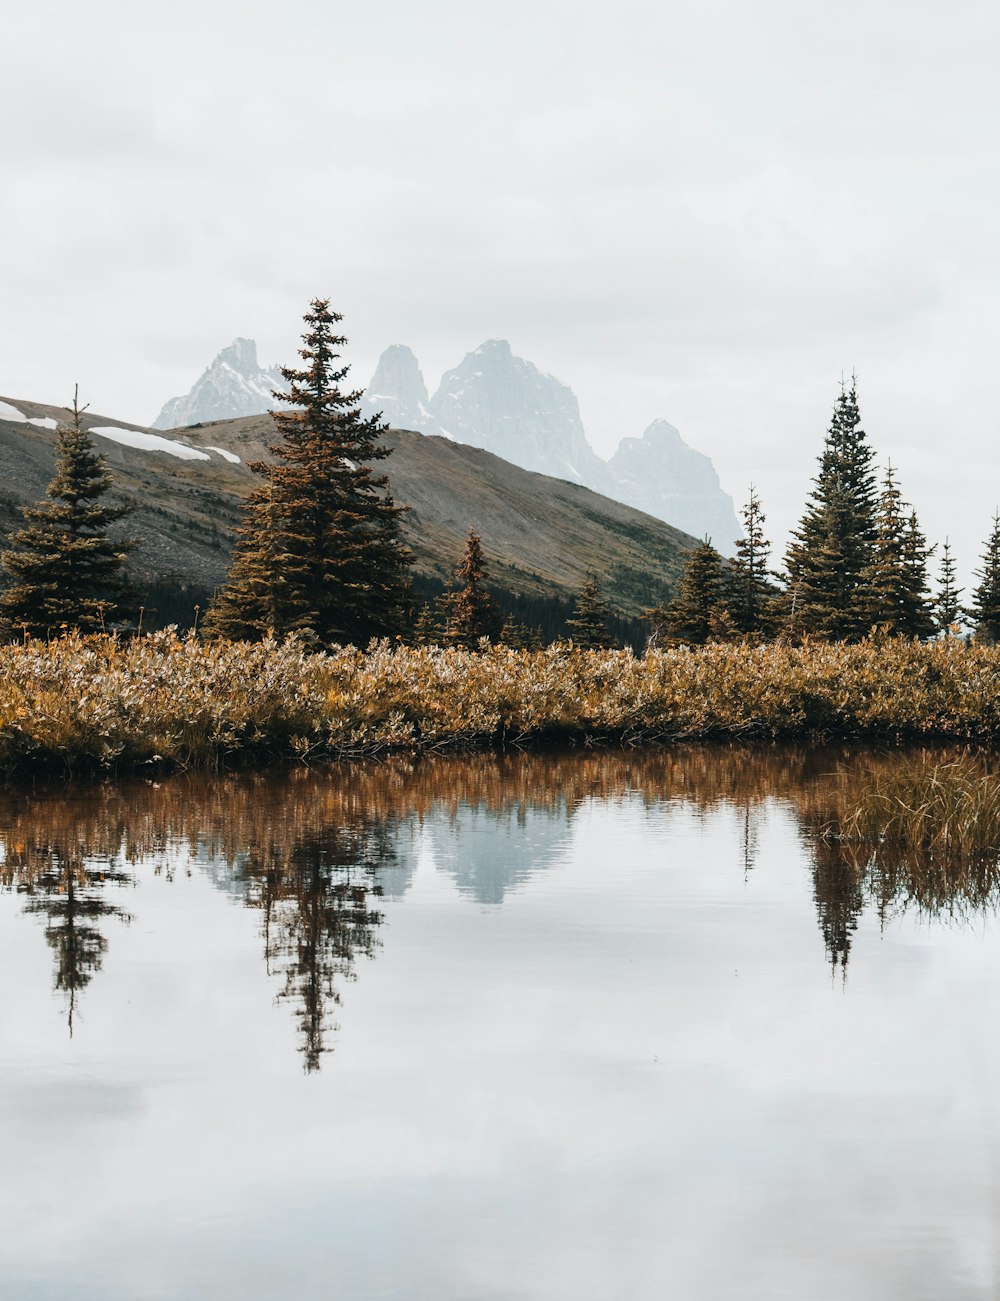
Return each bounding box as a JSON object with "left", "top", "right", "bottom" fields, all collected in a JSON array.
[{"left": 2, "top": 632, "right": 999, "bottom": 781}]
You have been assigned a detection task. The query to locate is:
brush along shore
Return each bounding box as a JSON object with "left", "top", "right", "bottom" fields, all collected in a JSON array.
[{"left": 3, "top": 632, "right": 1000, "bottom": 776}]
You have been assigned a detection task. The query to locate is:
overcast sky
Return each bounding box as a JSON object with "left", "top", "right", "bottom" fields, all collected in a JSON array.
[{"left": 5, "top": 0, "right": 1000, "bottom": 580}]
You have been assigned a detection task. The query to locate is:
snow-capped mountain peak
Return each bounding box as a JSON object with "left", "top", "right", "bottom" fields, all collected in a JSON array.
[{"left": 152, "top": 338, "right": 289, "bottom": 430}]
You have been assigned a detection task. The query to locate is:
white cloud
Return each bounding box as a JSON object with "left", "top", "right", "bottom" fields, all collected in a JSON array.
[{"left": 3, "top": 0, "right": 1000, "bottom": 580}]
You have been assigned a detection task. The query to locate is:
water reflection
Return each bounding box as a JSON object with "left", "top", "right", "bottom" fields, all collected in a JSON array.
[
  {"left": 241, "top": 825, "right": 391, "bottom": 1071},
  {"left": 0, "top": 795, "right": 134, "bottom": 1033},
  {"left": 3, "top": 746, "right": 999, "bottom": 1054}
]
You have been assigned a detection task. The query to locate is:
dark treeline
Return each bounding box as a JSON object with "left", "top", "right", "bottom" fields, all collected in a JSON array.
[
  {"left": 2, "top": 304, "right": 999, "bottom": 651},
  {"left": 409, "top": 573, "right": 649, "bottom": 653}
]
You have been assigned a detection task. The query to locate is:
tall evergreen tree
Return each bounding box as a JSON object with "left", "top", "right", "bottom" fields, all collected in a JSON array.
[
  {"left": 0, "top": 390, "right": 136, "bottom": 638},
  {"left": 898, "top": 509, "right": 935, "bottom": 640},
  {"left": 784, "top": 378, "right": 877, "bottom": 640},
  {"left": 858, "top": 463, "right": 908, "bottom": 632},
  {"left": 934, "top": 538, "right": 964, "bottom": 636},
  {"left": 205, "top": 299, "right": 412, "bottom": 645},
  {"left": 666, "top": 540, "right": 725, "bottom": 645},
  {"left": 566, "top": 573, "right": 612, "bottom": 648},
  {"left": 970, "top": 513, "right": 1000, "bottom": 643},
  {"left": 725, "top": 486, "right": 776, "bottom": 638},
  {"left": 446, "top": 529, "right": 501, "bottom": 645}
]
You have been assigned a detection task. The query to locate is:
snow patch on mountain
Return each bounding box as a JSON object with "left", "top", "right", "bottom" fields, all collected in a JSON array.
[
  {"left": 0, "top": 401, "right": 26, "bottom": 423},
  {"left": 90, "top": 426, "right": 211, "bottom": 461}
]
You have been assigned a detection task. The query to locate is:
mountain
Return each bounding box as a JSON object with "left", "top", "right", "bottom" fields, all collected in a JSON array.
[
  {"left": 151, "top": 335, "right": 741, "bottom": 551},
  {"left": 361, "top": 344, "right": 436, "bottom": 433},
  {"left": 151, "top": 339, "right": 288, "bottom": 429},
  {"left": 426, "top": 340, "right": 610, "bottom": 490},
  {"left": 0, "top": 396, "right": 697, "bottom": 625},
  {"left": 608, "top": 419, "right": 740, "bottom": 547},
  {"left": 365, "top": 341, "right": 740, "bottom": 551}
]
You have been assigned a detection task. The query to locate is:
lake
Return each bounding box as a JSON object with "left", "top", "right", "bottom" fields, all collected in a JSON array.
[{"left": 1, "top": 747, "right": 998, "bottom": 1300}]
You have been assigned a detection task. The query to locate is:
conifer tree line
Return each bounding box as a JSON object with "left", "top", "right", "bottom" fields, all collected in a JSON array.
[
  {"left": 660, "top": 378, "right": 999, "bottom": 646},
  {"left": 3, "top": 306, "right": 1000, "bottom": 649}
]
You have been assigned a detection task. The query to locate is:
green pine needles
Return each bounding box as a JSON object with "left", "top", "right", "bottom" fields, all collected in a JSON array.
[
  {"left": 205, "top": 299, "right": 412, "bottom": 646},
  {"left": 0, "top": 390, "right": 136, "bottom": 638},
  {"left": 784, "top": 377, "right": 878, "bottom": 640}
]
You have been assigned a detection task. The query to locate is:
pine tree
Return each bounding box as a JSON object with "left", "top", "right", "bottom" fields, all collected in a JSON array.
[
  {"left": 934, "top": 538, "right": 964, "bottom": 636},
  {"left": 855, "top": 467, "right": 934, "bottom": 639},
  {"left": 784, "top": 378, "right": 877, "bottom": 640},
  {"left": 205, "top": 299, "right": 412, "bottom": 645},
  {"left": 725, "top": 486, "right": 776, "bottom": 638},
  {"left": 858, "top": 463, "right": 908, "bottom": 633},
  {"left": 566, "top": 573, "right": 612, "bottom": 648},
  {"left": 446, "top": 529, "right": 500, "bottom": 645},
  {"left": 666, "top": 540, "right": 725, "bottom": 645},
  {"left": 898, "top": 510, "right": 935, "bottom": 640},
  {"left": 498, "top": 617, "right": 542, "bottom": 650},
  {"left": 412, "top": 601, "right": 438, "bottom": 645},
  {"left": 970, "top": 513, "right": 1000, "bottom": 643},
  {"left": 0, "top": 390, "right": 136, "bottom": 638}
]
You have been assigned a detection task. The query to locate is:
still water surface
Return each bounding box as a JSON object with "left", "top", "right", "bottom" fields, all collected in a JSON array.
[{"left": 1, "top": 747, "right": 998, "bottom": 1300}]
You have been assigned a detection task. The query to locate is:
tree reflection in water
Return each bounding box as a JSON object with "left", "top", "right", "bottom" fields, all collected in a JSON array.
[
  {"left": 4, "top": 747, "right": 1000, "bottom": 1052},
  {"left": 241, "top": 826, "right": 390, "bottom": 1072},
  {"left": 0, "top": 795, "right": 134, "bottom": 1034}
]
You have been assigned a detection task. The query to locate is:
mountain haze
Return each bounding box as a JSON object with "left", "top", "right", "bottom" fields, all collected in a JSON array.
[{"left": 155, "top": 337, "right": 740, "bottom": 549}]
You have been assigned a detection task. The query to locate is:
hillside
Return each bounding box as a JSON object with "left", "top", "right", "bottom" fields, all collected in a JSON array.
[
  {"left": 154, "top": 336, "right": 742, "bottom": 550},
  {"left": 0, "top": 396, "right": 698, "bottom": 621}
]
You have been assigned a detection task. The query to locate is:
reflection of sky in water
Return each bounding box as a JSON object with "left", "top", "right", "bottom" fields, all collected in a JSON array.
[{"left": 0, "top": 766, "right": 998, "bottom": 1300}]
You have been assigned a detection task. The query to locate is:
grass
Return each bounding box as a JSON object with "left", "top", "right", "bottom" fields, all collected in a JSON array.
[
  {"left": 7, "top": 631, "right": 1000, "bottom": 776},
  {"left": 827, "top": 755, "right": 1000, "bottom": 859}
]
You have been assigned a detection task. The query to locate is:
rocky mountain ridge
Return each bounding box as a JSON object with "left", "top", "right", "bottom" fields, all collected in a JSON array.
[
  {"left": 0, "top": 395, "right": 697, "bottom": 623},
  {"left": 154, "top": 337, "right": 741, "bottom": 551}
]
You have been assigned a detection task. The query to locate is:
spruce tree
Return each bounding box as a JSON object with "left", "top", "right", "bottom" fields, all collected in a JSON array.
[
  {"left": 970, "top": 513, "right": 1000, "bottom": 643},
  {"left": 784, "top": 378, "right": 877, "bottom": 640},
  {"left": 934, "top": 538, "right": 964, "bottom": 636},
  {"left": 858, "top": 463, "right": 908, "bottom": 633},
  {"left": 446, "top": 529, "right": 501, "bottom": 645},
  {"left": 566, "top": 573, "right": 612, "bottom": 648},
  {"left": 205, "top": 299, "right": 412, "bottom": 645},
  {"left": 725, "top": 487, "right": 776, "bottom": 638},
  {"left": 666, "top": 540, "right": 725, "bottom": 645},
  {"left": 898, "top": 510, "right": 935, "bottom": 640},
  {"left": 0, "top": 390, "right": 136, "bottom": 638},
  {"left": 498, "top": 617, "right": 542, "bottom": 650}
]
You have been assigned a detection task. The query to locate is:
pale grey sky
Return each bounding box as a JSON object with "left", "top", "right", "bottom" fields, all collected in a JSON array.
[{"left": 4, "top": 0, "right": 1000, "bottom": 580}]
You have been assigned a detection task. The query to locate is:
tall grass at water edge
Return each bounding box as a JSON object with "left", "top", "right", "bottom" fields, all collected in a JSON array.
[{"left": 6, "top": 632, "right": 1000, "bottom": 774}]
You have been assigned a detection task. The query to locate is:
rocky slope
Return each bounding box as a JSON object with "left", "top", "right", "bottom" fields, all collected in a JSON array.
[{"left": 0, "top": 396, "right": 697, "bottom": 621}]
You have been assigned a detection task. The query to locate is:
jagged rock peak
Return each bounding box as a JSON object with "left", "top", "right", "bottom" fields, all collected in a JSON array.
[
  {"left": 609, "top": 418, "right": 740, "bottom": 554},
  {"left": 362, "top": 344, "right": 435, "bottom": 432},
  {"left": 152, "top": 337, "right": 288, "bottom": 430},
  {"left": 218, "top": 337, "right": 261, "bottom": 371},
  {"left": 428, "top": 339, "right": 608, "bottom": 487},
  {"left": 638, "top": 417, "right": 685, "bottom": 448}
]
